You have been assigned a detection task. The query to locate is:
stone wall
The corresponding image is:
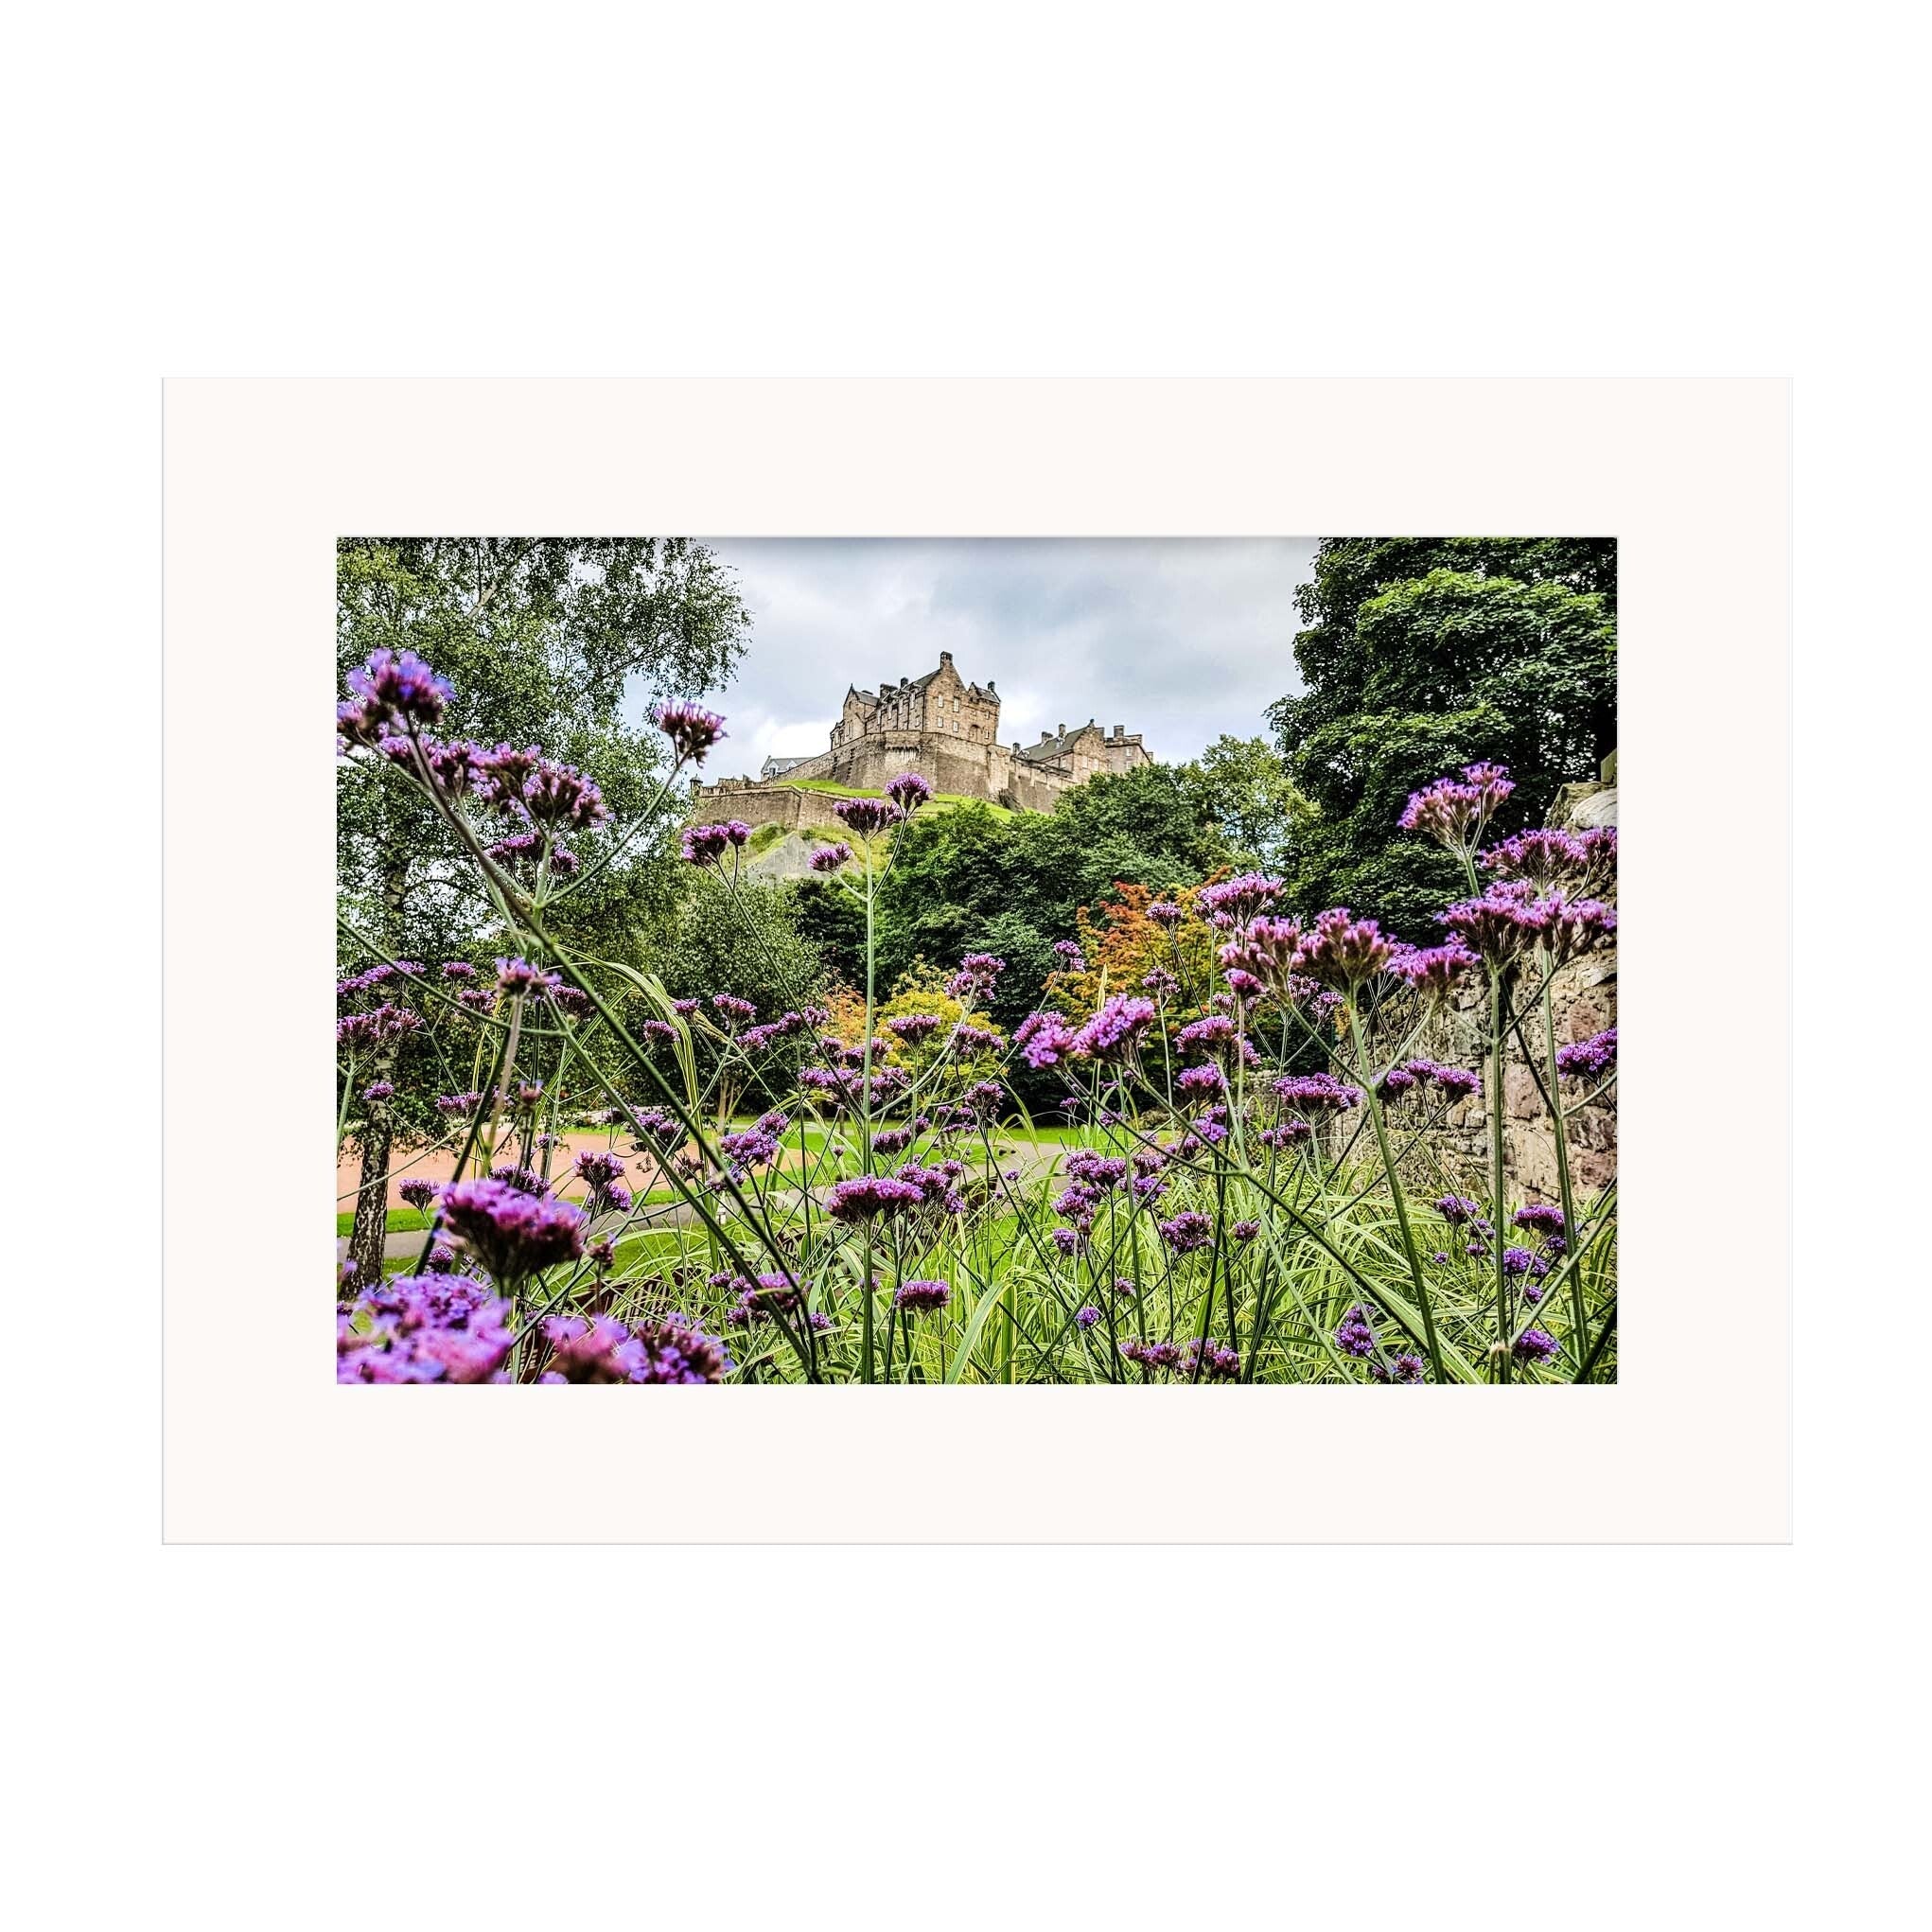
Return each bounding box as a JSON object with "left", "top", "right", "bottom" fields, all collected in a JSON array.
[
  {"left": 1367, "top": 779, "right": 1618, "bottom": 1205},
  {"left": 1371, "top": 949, "right": 1616, "bottom": 1203},
  {"left": 685, "top": 783, "right": 817, "bottom": 834}
]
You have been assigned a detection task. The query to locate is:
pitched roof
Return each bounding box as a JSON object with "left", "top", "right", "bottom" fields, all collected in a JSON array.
[{"left": 1017, "top": 723, "right": 1101, "bottom": 763}]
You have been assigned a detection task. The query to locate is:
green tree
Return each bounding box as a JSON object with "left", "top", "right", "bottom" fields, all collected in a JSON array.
[
  {"left": 1186, "top": 734, "right": 1312, "bottom": 871},
  {"left": 866, "top": 767, "right": 1235, "bottom": 1105},
  {"left": 335, "top": 537, "right": 751, "bottom": 1284},
  {"left": 659, "top": 873, "right": 828, "bottom": 1026},
  {"left": 1267, "top": 539, "right": 1616, "bottom": 938}
]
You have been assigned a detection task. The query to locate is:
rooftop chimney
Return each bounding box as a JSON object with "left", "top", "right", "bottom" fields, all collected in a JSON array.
[
  {"left": 1057, "top": 723, "right": 1065, "bottom": 736},
  {"left": 939, "top": 651, "right": 953, "bottom": 665}
]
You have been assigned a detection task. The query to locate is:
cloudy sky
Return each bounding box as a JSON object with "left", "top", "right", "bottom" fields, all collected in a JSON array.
[{"left": 687, "top": 538, "right": 1318, "bottom": 776}]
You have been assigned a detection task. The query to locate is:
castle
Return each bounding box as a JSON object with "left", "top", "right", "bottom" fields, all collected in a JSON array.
[{"left": 690, "top": 651, "right": 1152, "bottom": 825}]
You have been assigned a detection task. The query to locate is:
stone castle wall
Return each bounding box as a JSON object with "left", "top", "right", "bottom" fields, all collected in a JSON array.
[{"left": 695, "top": 651, "right": 1150, "bottom": 819}]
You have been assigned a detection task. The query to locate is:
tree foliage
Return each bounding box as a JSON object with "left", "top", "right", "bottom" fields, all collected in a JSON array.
[
  {"left": 336, "top": 537, "right": 752, "bottom": 973},
  {"left": 1266, "top": 538, "right": 1616, "bottom": 938}
]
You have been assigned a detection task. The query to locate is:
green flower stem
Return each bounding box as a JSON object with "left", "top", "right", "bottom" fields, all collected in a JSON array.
[
  {"left": 1346, "top": 998, "right": 1445, "bottom": 1385},
  {"left": 1489, "top": 971, "right": 1511, "bottom": 1383},
  {"left": 860, "top": 1224, "right": 876, "bottom": 1383},
  {"left": 1537, "top": 947, "right": 1588, "bottom": 1362}
]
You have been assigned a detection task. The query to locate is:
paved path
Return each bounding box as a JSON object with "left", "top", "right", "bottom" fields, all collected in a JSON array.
[{"left": 339, "top": 1141, "right": 1068, "bottom": 1269}]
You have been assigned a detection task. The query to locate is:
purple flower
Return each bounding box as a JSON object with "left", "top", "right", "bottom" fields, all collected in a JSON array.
[
  {"left": 1295, "top": 908, "right": 1396, "bottom": 990},
  {"left": 1074, "top": 1306, "right": 1101, "bottom": 1330},
  {"left": 1572, "top": 827, "right": 1619, "bottom": 894},
  {"left": 1014, "top": 1010, "right": 1077, "bottom": 1070},
  {"left": 573, "top": 1149, "right": 627, "bottom": 1190},
  {"left": 473, "top": 743, "right": 542, "bottom": 809},
  {"left": 1147, "top": 901, "right": 1186, "bottom": 927},
  {"left": 437, "top": 1177, "right": 587, "bottom": 1282},
  {"left": 1230, "top": 1219, "right": 1260, "bottom": 1242},
  {"left": 1183, "top": 1338, "right": 1241, "bottom": 1380},
  {"left": 832, "top": 795, "right": 905, "bottom": 837},
  {"left": 1158, "top": 1210, "right": 1213, "bottom": 1254},
  {"left": 885, "top": 1012, "right": 943, "bottom": 1045},
  {"left": 1513, "top": 1327, "right": 1562, "bottom": 1367},
  {"left": 344, "top": 648, "right": 452, "bottom": 730},
  {"left": 1514, "top": 1203, "right": 1568, "bottom": 1240},
  {"left": 434, "top": 1090, "right": 483, "bottom": 1115},
  {"left": 398, "top": 1176, "right": 440, "bottom": 1210},
  {"left": 1120, "top": 1339, "right": 1182, "bottom": 1373},
  {"left": 681, "top": 820, "right": 752, "bottom": 865},
  {"left": 335, "top": 1004, "right": 422, "bottom": 1050},
  {"left": 439, "top": 960, "right": 478, "bottom": 980},
  {"left": 884, "top": 771, "right": 935, "bottom": 812},
  {"left": 487, "top": 1164, "right": 547, "bottom": 1196},
  {"left": 954, "top": 953, "right": 1007, "bottom": 995},
  {"left": 1480, "top": 828, "right": 1590, "bottom": 887},
  {"left": 360, "top": 1080, "right": 395, "bottom": 1103},
  {"left": 1217, "top": 917, "right": 1303, "bottom": 989},
  {"left": 1335, "top": 1305, "right": 1379, "bottom": 1358},
  {"left": 1437, "top": 882, "right": 1547, "bottom": 968},
  {"left": 712, "top": 992, "right": 757, "bottom": 1025},
  {"left": 1368, "top": 1354, "right": 1427, "bottom": 1384},
  {"left": 654, "top": 700, "right": 728, "bottom": 764},
  {"left": 496, "top": 956, "right": 559, "bottom": 997},
  {"left": 808, "top": 843, "right": 852, "bottom": 873},
  {"left": 1501, "top": 1246, "right": 1551, "bottom": 1280},
  {"left": 1538, "top": 895, "right": 1618, "bottom": 966},
  {"left": 1221, "top": 969, "right": 1266, "bottom": 1002},
  {"left": 1556, "top": 1027, "right": 1618, "bottom": 1080},
  {"left": 1177, "top": 1063, "right": 1226, "bottom": 1100},
  {"left": 1257, "top": 1120, "right": 1312, "bottom": 1149},
  {"left": 1403, "top": 1059, "right": 1482, "bottom": 1100},
  {"left": 1067, "top": 994, "right": 1157, "bottom": 1063},
  {"left": 1049, "top": 1225, "right": 1087, "bottom": 1256},
  {"left": 1175, "top": 1014, "right": 1238, "bottom": 1059},
  {"left": 1052, "top": 940, "right": 1087, "bottom": 971},
  {"left": 893, "top": 1163, "right": 966, "bottom": 1214},
  {"left": 1195, "top": 873, "right": 1283, "bottom": 924},
  {"left": 893, "top": 1278, "right": 952, "bottom": 1313},
  {"left": 1141, "top": 966, "right": 1180, "bottom": 997},
  {"left": 629, "top": 1107, "right": 683, "bottom": 1147},
  {"left": 1272, "top": 1072, "right": 1362, "bottom": 1113},
  {"left": 1398, "top": 763, "right": 1515, "bottom": 848},
  {"left": 515, "top": 759, "right": 606, "bottom": 830},
  {"left": 541, "top": 1311, "right": 732, "bottom": 1383},
  {"left": 1386, "top": 941, "right": 1481, "bottom": 1002},
  {"left": 1377, "top": 1066, "right": 1419, "bottom": 1099},
  {"left": 1064, "top": 1150, "right": 1129, "bottom": 1190},
  {"left": 826, "top": 1175, "right": 924, "bottom": 1222},
  {"left": 1435, "top": 1194, "right": 1484, "bottom": 1224}
]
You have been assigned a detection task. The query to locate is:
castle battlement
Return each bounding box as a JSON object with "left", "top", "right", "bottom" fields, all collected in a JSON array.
[{"left": 693, "top": 651, "right": 1151, "bottom": 821}]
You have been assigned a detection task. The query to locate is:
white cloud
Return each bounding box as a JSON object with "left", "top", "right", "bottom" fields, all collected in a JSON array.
[{"left": 681, "top": 538, "right": 1318, "bottom": 770}]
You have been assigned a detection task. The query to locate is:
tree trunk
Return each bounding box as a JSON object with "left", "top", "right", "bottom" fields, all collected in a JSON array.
[
  {"left": 345, "top": 856, "right": 411, "bottom": 1292},
  {"left": 347, "top": 1112, "right": 394, "bottom": 1291}
]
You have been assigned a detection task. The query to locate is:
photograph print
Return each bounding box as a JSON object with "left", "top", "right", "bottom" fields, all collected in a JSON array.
[{"left": 335, "top": 537, "right": 1618, "bottom": 1387}]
